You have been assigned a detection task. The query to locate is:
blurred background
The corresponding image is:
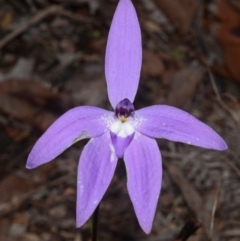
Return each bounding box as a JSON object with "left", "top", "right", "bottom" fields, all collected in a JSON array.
[{"left": 0, "top": 0, "right": 240, "bottom": 240}]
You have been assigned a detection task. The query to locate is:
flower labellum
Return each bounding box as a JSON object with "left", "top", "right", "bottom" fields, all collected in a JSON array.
[{"left": 26, "top": 0, "right": 228, "bottom": 234}]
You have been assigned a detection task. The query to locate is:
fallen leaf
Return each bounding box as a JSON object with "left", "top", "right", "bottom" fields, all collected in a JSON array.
[
  {"left": 214, "top": 0, "right": 240, "bottom": 83},
  {"left": 0, "top": 78, "right": 61, "bottom": 108},
  {"left": 166, "top": 64, "right": 205, "bottom": 108},
  {"left": 154, "top": 0, "right": 197, "bottom": 32},
  {"left": 0, "top": 8, "right": 13, "bottom": 30},
  {"left": 140, "top": 0, "right": 169, "bottom": 25},
  {"left": 0, "top": 79, "right": 66, "bottom": 131},
  {"left": 142, "top": 50, "right": 165, "bottom": 77},
  {"left": 0, "top": 172, "right": 37, "bottom": 203},
  {"left": 0, "top": 94, "right": 57, "bottom": 131},
  {"left": 0, "top": 218, "right": 10, "bottom": 241},
  {"left": 0, "top": 58, "right": 35, "bottom": 81},
  {"left": 165, "top": 162, "right": 220, "bottom": 241},
  {"left": 64, "top": 67, "right": 107, "bottom": 106},
  {"left": 5, "top": 126, "right": 30, "bottom": 142}
]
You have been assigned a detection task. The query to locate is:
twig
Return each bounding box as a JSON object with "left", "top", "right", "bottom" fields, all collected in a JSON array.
[
  {"left": 206, "top": 66, "right": 239, "bottom": 124},
  {"left": 0, "top": 5, "right": 61, "bottom": 49},
  {"left": 0, "top": 173, "right": 70, "bottom": 217},
  {"left": 174, "top": 219, "right": 202, "bottom": 241},
  {"left": 222, "top": 155, "right": 240, "bottom": 179},
  {"left": 5, "top": 145, "right": 33, "bottom": 172},
  {"left": 0, "top": 5, "right": 96, "bottom": 50},
  {"left": 210, "top": 178, "right": 221, "bottom": 239},
  {"left": 57, "top": 8, "right": 96, "bottom": 24},
  {"left": 207, "top": 66, "right": 221, "bottom": 102},
  {"left": 164, "top": 162, "right": 220, "bottom": 241},
  {"left": 193, "top": 5, "right": 239, "bottom": 125},
  {"left": 199, "top": 53, "right": 239, "bottom": 124},
  {"left": 92, "top": 205, "right": 100, "bottom": 241},
  {"left": 161, "top": 151, "right": 189, "bottom": 159}
]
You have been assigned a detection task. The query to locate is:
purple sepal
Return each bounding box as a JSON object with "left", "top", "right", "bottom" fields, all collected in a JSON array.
[
  {"left": 26, "top": 106, "right": 112, "bottom": 169},
  {"left": 124, "top": 133, "right": 162, "bottom": 234},
  {"left": 77, "top": 132, "right": 118, "bottom": 227},
  {"left": 135, "top": 105, "right": 228, "bottom": 150},
  {"left": 110, "top": 131, "right": 134, "bottom": 158},
  {"left": 105, "top": 0, "right": 142, "bottom": 107}
]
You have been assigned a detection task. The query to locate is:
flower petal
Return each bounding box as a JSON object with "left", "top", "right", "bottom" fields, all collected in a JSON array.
[
  {"left": 124, "top": 133, "right": 162, "bottom": 234},
  {"left": 27, "top": 106, "right": 113, "bottom": 169},
  {"left": 77, "top": 132, "right": 118, "bottom": 227},
  {"left": 105, "top": 0, "right": 142, "bottom": 108},
  {"left": 135, "top": 105, "right": 227, "bottom": 150}
]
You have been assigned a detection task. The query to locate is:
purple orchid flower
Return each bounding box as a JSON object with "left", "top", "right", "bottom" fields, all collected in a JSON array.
[{"left": 26, "top": 0, "right": 227, "bottom": 234}]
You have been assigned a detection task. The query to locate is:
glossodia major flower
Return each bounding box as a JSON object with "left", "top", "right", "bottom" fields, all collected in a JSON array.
[{"left": 26, "top": 0, "right": 227, "bottom": 234}]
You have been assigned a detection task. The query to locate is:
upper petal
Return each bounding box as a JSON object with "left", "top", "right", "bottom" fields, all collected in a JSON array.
[
  {"left": 77, "top": 132, "right": 118, "bottom": 227},
  {"left": 124, "top": 133, "right": 162, "bottom": 234},
  {"left": 134, "top": 105, "right": 227, "bottom": 150},
  {"left": 105, "top": 0, "right": 142, "bottom": 108},
  {"left": 27, "top": 106, "right": 113, "bottom": 169}
]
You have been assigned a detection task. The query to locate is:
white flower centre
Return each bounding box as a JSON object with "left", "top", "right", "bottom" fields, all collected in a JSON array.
[{"left": 110, "top": 119, "right": 135, "bottom": 137}]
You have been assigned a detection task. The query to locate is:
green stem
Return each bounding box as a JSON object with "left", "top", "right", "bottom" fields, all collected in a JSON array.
[{"left": 92, "top": 204, "right": 100, "bottom": 241}]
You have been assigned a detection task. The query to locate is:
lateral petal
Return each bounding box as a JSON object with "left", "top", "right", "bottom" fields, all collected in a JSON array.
[
  {"left": 135, "top": 105, "right": 227, "bottom": 150},
  {"left": 124, "top": 133, "right": 162, "bottom": 234},
  {"left": 105, "top": 0, "right": 142, "bottom": 108},
  {"left": 77, "top": 132, "right": 118, "bottom": 227},
  {"left": 27, "top": 106, "right": 113, "bottom": 169}
]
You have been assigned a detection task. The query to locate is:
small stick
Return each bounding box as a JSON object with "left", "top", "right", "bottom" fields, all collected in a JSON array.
[
  {"left": 0, "top": 5, "right": 61, "bottom": 49},
  {"left": 206, "top": 66, "right": 239, "bottom": 124},
  {"left": 164, "top": 162, "right": 220, "bottom": 241},
  {"left": 210, "top": 178, "right": 221, "bottom": 239},
  {"left": 0, "top": 173, "right": 70, "bottom": 217},
  {"left": 206, "top": 66, "right": 221, "bottom": 102},
  {"left": 174, "top": 219, "right": 202, "bottom": 241},
  {"left": 222, "top": 155, "right": 240, "bottom": 179},
  {"left": 0, "top": 5, "right": 96, "bottom": 50},
  {"left": 198, "top": 53, "right": 239, "bottom": 124},
  {"left": 92, "top": 205, "right": 100, "bottom": 241}
]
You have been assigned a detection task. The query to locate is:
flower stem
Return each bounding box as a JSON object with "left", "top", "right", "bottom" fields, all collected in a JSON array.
[{"left": 92, "top": 204, "right": 100, "bottom": 241}]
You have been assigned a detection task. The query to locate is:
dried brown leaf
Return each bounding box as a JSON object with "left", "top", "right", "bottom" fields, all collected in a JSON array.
[
  {"left": 142, "top": 50, "right": 165, "bottom": 77},
  {"left": 166, "top": 65, "right": 205, "bottom": 108},
  {"left": 214, "top": 0, "right": 240, "bottom": 82},
  {"left": 153, "top": 0, "right": 197, "bottom": 32}
]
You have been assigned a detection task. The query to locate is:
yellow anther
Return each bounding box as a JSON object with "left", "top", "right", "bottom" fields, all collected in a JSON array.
[{"left": 119, "top": 116, "right": 128, "bottom": 122}]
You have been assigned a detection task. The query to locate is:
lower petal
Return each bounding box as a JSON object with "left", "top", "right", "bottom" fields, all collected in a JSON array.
[
  {"left": 77, "top": 132, "right": 118, "bottom": 227},
  {"left": 124, "top": 133, "right": 162, "bottom": 234}
]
